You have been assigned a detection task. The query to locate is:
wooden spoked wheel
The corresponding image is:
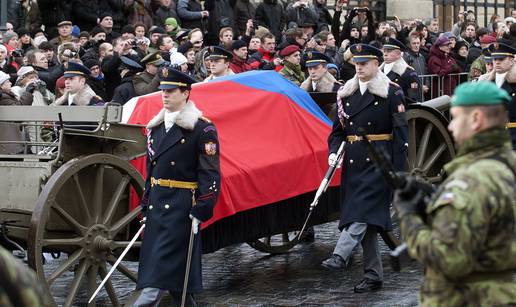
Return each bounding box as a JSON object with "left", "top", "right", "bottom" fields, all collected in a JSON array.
[
  {"left": 247, "top": 231, "right": 310, "bottom": 254},
  {"left": 28, "top": 154, "right": 144, "bottom": 307}
]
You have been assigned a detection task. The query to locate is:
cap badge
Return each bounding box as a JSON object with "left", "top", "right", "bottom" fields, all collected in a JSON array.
[
  {"left": 307, "top": 52, "right": 312, "bottom": 59},
  {"left": 493, "top": 42, "right": 499, "bottom": 50},
  {"left": 162, "top": 68, "right": 168, "bottom": 77},
  {"left": 356, "top": 44, "right": 363, "bottom": 52}
]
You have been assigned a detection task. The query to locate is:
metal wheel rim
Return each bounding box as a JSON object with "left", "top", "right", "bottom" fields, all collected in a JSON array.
[
  {"left": 247, "top": 231, "right": 309, "bottom": 254},
  {"left": 28, "top": 153, "right": 144, "bottom": 307},
  {"left": 406, "top": 109, "right": 456, "bottom": 184}
]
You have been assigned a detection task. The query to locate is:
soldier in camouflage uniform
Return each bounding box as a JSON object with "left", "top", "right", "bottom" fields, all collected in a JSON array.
[
  {"left": 278, "top": 45, "right": 305, "bottom": 86},
  {"left": 0, "top": 246, "right": 55, "bottom": 307},
  {"left": 468, "top": 49, "right": 491, "bottom": 81},
  {"left": 394, "top": 81, "right": 516, "bottom": 307}
]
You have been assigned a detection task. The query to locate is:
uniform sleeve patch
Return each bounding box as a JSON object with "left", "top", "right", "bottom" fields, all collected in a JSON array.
[
  {"left": 204, "top": 141, "right": 217, "bottom": 155},
  {"left": 204, "top": 125, "right": 216, "bottom": 133},
  {"left": 437, "top": 192, "right": 454, "bottom": 204}
]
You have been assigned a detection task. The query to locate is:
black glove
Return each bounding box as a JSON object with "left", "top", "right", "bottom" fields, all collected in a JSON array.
[
  {"left": 393, "top": 176, "right": 433, "bottom": 219},
  {"left": 26, "top": 82, "right": 37, "bottom": 94}
]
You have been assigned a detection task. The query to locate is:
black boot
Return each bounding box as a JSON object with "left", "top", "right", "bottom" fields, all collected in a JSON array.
[{"left": 353, "top": 278, "right": 383, "bottom": 293}]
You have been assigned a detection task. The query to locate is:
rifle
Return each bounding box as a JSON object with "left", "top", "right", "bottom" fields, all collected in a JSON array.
[{"left": 356, "top": 128, "right": 434, "bottom": 271}]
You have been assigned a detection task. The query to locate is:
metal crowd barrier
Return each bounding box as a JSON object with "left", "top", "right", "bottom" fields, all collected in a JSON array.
[{"left": 418, "top": 72, "right": 469, "bottom": 102}]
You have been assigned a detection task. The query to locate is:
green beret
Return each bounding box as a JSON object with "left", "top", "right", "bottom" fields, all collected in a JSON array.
[{"left": 451, "top": 81, "right": 511, "bottom": 107}]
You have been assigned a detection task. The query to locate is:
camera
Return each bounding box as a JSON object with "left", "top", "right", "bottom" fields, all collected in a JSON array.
[
  {"left": 355, "top": 7, "right": 367, "bottom": 13},
  {"left": 12, "top": 49, "right": 24, "bottom": 58}
]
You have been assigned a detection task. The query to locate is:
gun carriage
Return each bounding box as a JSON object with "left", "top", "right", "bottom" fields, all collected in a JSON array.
[{"left": 0, "top": 92, "right": 456, "bottom": 305}]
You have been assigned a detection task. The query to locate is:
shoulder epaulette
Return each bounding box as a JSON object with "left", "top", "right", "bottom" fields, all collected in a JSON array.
[{"left": 199, "top": 116, "right": 211, "bottom": 123}]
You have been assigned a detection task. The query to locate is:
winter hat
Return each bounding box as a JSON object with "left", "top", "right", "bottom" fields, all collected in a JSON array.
[
  {"left": 16, "top": 66, "right": 37, "bottom": 83},
  {"left": 90, "top": 26, "right": 106, "bottom": 38},
  {"left": 169, "top": 51, "right": 188, "bottom": 66},
  {"left": 72, "top": 25, "right": 81, "bottom": 38},
  {"left": 33, "top": 35, "right": 48, "bottom": 47},
  {"left": 0, "top": 71, "right": 9, "bottom": 85},
  {"left": 2, "top": 31, "right": 18, "bottom": 44},
  {"left": 165, "top": 18, "right": 178, "bottom": 29},
  {"left": 435, "top": 36, "right": 451, "bottom": 47},
  {"left": 231, "top": 40, "right": 247, "bottom": 51},
  {"left": 442, "top": 32, "right": 456, "bottom": 40},
  {"left": 479, "top": 35, "right": 496, "bottom": 44},
  {"left": 99, "top": 13, "right": 113, "bottom": 23},
  {"left": 83, "top": 59, "right": 101, "bottom": 69},
  {"left": 16, "top": 28, "right": 31, "bottom": 38},
  {"left": 0, "top": 44, "right": 7, "bottom": 55}
]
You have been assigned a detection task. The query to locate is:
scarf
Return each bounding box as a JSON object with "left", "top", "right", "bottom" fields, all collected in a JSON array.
[{"left": 284, "top": 61, "right": 304, "bottom": 84}]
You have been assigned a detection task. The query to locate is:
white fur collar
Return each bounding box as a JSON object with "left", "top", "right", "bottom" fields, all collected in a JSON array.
[
  {"left": 337, "top": 71, "right": 390, "bottom": 99},
  {"left": 53, "top": 84, "right": 97, "bottom": 106},
  {"left": 146, "top": 100, "right": 202, "bottom": 130},
  {"left": 479, "top": 63, "right": 516, "bottom": 83},
  {"left": 380, "top": 57, "right": 410, "bottom": 77}
]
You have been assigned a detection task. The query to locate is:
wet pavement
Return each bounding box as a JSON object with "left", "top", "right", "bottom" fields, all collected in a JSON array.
[{"left": 47, "top": 221, "right": 422, "bottom": 306}]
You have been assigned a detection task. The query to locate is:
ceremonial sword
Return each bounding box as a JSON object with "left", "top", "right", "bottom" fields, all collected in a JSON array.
[
  {"left": 88, "top": 223, "right": 145, "bottom": 304},
  {"left": 181, "top": 216, "right": 200, "bottom": 307},
  {"left": 297, "top": 141, "right": 346, "bottom": 241}
]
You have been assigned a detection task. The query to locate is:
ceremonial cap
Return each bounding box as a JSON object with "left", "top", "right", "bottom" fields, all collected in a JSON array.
[
  {"left": 120, "top": 56, "right": 143, "bottom": 72},
  {"left": 488, "top": 42, "right": 516, "bottom": 59},
  {"left": 57, "top": 20, "right": 72, "bottom": 27},
  {"left": 141, "top": 51, "right": 165, "bottom": 66},
  {"left": 382, "top": 37, "right": 406, "bottom": 51},
  {"left": 451, "top": 81, "right": 510, "bottom": 107},
  {"left": 350, "top": 43, "right": 383, "bottom": 63},
  {"left": 206, "top": 46, "right": 233, "bottom": 60},
  {"left": 158, "top": 67, "right": 197, "bottom": 90},
  {"left": 63, "top": 62, "right": 91, "bottom": 77},
  {"left": 279, "top": 45, "right": 300, "bottom": 57},
  {"left": 303, "top": 51, "right": 331, "bottom": 67},
  {"left": 482, "top": 48, "right": 493, "bottom": 63}
]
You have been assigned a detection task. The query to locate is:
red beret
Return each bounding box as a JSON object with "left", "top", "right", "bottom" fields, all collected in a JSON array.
[
  {"left": 279, "top": 45, "right": 301, "bottom": 57},
  {"left": 479, "top": 35, "right": 496, "bottom": 44}
]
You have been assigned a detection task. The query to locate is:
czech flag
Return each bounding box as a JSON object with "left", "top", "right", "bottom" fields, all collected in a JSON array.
[{"left": 123, "top": 70, "right": 340, "bottom": 228}]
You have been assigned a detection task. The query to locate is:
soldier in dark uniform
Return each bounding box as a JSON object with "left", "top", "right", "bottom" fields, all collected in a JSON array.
[
  {"left": 300, "top": 51, "right": 341, "bottom": 93},
  {"left": 133, "top": 51, "right": 165, "bottom": 96},
  {"left": 133, "top": 68, "right": 221, "bottom": 306},
  {"left": 380, "top": 37, "right": 421, "bottom": 103},
  {"left": 112, "top": 57, "right": 144, "bottom": 105},
  {"left": 476, "top": 42, "right": 516, "bottom": 149},
  {"left": 321, "top": 44, "right": 408, "bottom": 293},
  {"left": 53, "top": 62, "right": 104, "bottom": 106}
]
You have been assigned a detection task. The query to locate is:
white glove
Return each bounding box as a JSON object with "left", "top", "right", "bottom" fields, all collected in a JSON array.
[
  {"left": 189, "top": 214, "right": 200, "bottom": 234},
  {"left": 140, "top": 217, "right": 146, "bottom": 225},
  {"left": 328, "top": 153, "right": 342, "bottom": 168}
]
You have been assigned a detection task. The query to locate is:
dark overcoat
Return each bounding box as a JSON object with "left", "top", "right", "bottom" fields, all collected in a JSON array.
[
  {"left": 478, "top": 63, "right": 516, "bottom": 149},
  {"left": 328, "top": 72, "right": 408, "bottom": 231},
  {"left": 381, "top": 58, "right": 421, "bottom": 103},
  {"left": 137, "top": 101, "right": 220, "bottom": 293}
]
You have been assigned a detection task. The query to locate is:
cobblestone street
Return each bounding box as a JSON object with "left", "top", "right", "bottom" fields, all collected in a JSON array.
[{"left": 47, "top": 221, "right": 422, "bottom": 306}]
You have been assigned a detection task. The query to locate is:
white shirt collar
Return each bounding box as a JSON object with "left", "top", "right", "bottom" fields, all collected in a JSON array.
[
  {"left": 164, "top": 110, "right": 180, "bottom": 132},
  {"left": 495, "top": 72, "right": 507, "bottom": 88},
  {"left": 383, "top": 62, "right": 395, "bottom": 75},
  {"left": 358, "top": 80, "right": 369, "bottom": 95},
  {"left": 311, "top": 81, "right": 317, "bottom": 91},
  {"left": 68, "top": 93, "right": 76, "bottom": 105}
]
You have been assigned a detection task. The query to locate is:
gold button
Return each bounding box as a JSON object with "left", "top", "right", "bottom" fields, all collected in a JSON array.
[
  {"left": 164, "top": 204, "right": 170, "bottom": 209},
  {"left": 346, "top": 103, "right": 350, "bottom": 106},
  {"left": 181, "top": 139, "right": 185, "bottom": 143},
  {"left": 349, "top": 159, "right": 354, "bottom": 164},
  {"left": 349, "top": 122, "right": 353, "bottom": 126},
  {"left": 395, "top": 79, "right": 399, "bottom": 82},
  {"left": 374, "top": 102, "right": 379, "bottom": 106},
  {"left": 170, "top": 161, "right": 175, "bottom": 166},
  {"left": 366, "top": 157, "right": 370, "bottom": 162},
  {"left": 149, "top": 205, "right": 153, "bottom": 210},
  {"left": 512, "top": 93, "right": 515, "bottom": 96},
  {"left": 152, "top": 161, "right": 156, "bottom": 166}
]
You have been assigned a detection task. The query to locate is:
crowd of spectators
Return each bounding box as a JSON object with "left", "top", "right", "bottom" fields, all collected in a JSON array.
[{"left": 1, "top": 0, "right": 516, "bottom": 107}]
